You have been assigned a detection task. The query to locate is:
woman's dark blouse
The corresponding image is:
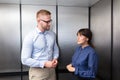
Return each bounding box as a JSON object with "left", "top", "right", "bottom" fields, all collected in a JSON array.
[{"left": 72, "top": 45, "right": 98, "bottom": 78}]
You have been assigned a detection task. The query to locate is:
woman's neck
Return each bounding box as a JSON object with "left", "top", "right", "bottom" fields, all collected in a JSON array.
[{"left": 81, "top": 43, "right": 89, "bottom": 49}]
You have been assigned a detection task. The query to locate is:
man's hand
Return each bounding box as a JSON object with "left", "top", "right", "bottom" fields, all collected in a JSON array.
[
  {"left": 52, "top": 59, "right": 58, "bottom": 68},
  {"left": 44, "top": 61, "right": 53, "bottom": 68},
  {"left": 44, "top": 59, "right": 58, "bottom": 68}
]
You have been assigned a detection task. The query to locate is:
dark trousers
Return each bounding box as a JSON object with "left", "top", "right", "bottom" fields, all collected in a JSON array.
[
  {"left": 71, "top": 73, "right": 95, "bottom": 80},
  {"left": 78, "top": 77, "right": 95, "bottom": 80}
]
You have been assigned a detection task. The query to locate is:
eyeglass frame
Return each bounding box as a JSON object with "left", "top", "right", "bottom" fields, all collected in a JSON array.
[{"left": 40, "top": 19, "right": 52, "bottom": 24}]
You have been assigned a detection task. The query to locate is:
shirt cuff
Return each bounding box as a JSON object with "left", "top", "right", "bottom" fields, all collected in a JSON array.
[
  {"left": 75, "top": 67, "right": 79, "bottom": 75},
  {"left": 39, "top": 61, "right": 46, "bottom": 68}
]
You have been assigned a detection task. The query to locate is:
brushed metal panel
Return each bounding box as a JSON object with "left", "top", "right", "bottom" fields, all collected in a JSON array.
[
  {"left": 22, "top": 75, "right": 29, "bottom": 80},
  {"left": 91, "top": 0, "right": 111, "bottom": 80},
  {"left": 0, "top": 4, "right": 21, "bottom": 72},
  {"left": 0, "top": 76, "right": 21, "bottom": 80},
  {"left": 21, "top": 0, "right": 56, "bottom": 5},
  {"left": 58, "top": 6, "right": 88, "bottom": 69},
  {"left": 113, "top": 0, "right": 120, "bottom": 80},
  {"left": 0, "top": 0, "right": 20, "bottom": 4},
  {"left": 21, "top": 5, "right": 56, "bottom": 71},
  {"left": 0, "top": 0, "right": 100, "bottom": 7},
  {"left": 58, "top": 0, "right": 100, "bottom": 7},
  {"left": 58, "top": 73, "right": 79, "bottom": 80}
]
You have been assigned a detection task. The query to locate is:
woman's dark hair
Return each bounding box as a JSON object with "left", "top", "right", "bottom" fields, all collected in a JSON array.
[{"left": 77, "top": 28, "right": 94, "bottom": 47}]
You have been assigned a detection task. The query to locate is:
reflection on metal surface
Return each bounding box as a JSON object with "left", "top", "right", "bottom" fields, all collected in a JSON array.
[
  {"left": 0, "top": 4, "right": 21, "bottom": 72},
  {"left": 0, "top": 0, "right": 100, "bottom": 7},
  {"left": 58, "top": 6, "right": 88, "bottom": 69},
  {"left": 91, "top": 0, "right": 111, "bottom": 79}
]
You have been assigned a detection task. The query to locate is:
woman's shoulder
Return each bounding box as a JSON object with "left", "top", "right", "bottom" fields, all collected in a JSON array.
[{"left": 87, "top": 46, "right": 97, "bottom": 54}]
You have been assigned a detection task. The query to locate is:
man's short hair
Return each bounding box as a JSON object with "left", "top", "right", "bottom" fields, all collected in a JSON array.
[{"left": 36, "top": 9, "right": 51, "bottom": 18}]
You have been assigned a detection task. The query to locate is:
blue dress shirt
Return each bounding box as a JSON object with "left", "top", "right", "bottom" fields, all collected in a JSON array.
[
  {"left": 21, "top": 27, "right": 59, "bottom": 68},
  {"left": 72, "top": 45, "right": 98, "bottom": 78}
]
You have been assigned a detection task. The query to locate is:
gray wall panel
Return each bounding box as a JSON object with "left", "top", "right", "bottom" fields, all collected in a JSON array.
[
  {"left": 90, "top": 0, "right": 111, "bottom": 80},
  {"left": 22, "top": 75, "right": 29, "bottom": 80},
  {"left": 58, "top": 6, "right": 88, "bottom": 69},
  {"left": 0, "top": 4, "right": 21, "bottom": 72},
  {"left": 21, "top": 5, "right": 56, "bottom": 71},
  {"left": 58, "top": 73, "right": 79, "bottom": 80},
  {"left": 0, "top": 76, "right": 21, "bottom": 80},
  {"left": 113, "top": 0, "right": 120, "bottom": 80}
]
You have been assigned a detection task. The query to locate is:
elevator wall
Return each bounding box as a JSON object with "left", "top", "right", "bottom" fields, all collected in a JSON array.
[
  {"left": 0, "top": 4, "right": 21, "bottom": 80},
  {"left": 91, "top": 0, "right": 120, "bottom": 80},
  {"left": 0, "top": 3, "right": 88, "bottom": 80},
  {"left": 58, "top": 6, "right": 88, "bottom": 69},
  {"left": 113, "top": 0, "right": 120, "bottom": 80},
  {"left": 0, "top": 4, "right": 21, "bottom": 72},
  {"left": 91, "top": 0, "right": 111, "bottom": 80},
  {"left": 57, "top": 6, "right": 88, "bottom": 80}
]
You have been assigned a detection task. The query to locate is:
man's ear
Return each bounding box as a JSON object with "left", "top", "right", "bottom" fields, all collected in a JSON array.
[{"left": 37, "top": 17, "right": 40, "bottom": 22}]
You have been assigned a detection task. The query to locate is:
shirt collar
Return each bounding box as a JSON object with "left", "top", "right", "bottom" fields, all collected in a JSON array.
[
  {"left": 79, "top": 45, "right": 90, "bottom": 49},
  {"left": 35, "top": 27, "right": 48, "bottom": 35}
]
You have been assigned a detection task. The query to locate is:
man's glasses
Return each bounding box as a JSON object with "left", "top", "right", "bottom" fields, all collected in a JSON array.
[{"left": 40, "top": 19, "right": 52, "bottom": 24}]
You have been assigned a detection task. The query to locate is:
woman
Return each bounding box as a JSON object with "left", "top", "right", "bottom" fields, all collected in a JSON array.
[{"left": 66, "top": 28, "right": 98, "bottom": 80}]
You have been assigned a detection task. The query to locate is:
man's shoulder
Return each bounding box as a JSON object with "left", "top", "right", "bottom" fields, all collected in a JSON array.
[
  {"left": 47, "top": 30, "right": 56, "bottom": 35},
  {"left": 24, "top": 30, "right": 38, "bottom": 39}
]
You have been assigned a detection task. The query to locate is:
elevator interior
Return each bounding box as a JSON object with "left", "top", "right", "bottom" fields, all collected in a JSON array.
[{"left": 0, "top": 0, "right": 120, "bottom": 80}]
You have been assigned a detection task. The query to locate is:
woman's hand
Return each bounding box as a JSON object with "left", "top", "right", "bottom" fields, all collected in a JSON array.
[{"left": 66, "top": 64, "right": 75, "bottom": 72}]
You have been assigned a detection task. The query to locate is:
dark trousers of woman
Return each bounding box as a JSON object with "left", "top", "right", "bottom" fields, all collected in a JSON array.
[
  {"left": 71, "top": 73, "right": 95, "bottom": 80},
  {"left": 78, "top": 77, "right": 95, "bottom": 80}
]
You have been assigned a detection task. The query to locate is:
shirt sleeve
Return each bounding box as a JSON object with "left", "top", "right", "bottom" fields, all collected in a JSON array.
[
  {"left": 21, "top": 34, "right": 45, "bottom": 68},
  {"left": 53, "top": 38, "right": 59, "bottom": 59},
  {"left": 75, "top": 52, "right": 98, "bottom": 78}
]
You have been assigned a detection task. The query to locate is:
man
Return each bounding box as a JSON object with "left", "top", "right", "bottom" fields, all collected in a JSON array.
[{"left": 21, "top": 9, "right": 59, "bottom": 80}]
